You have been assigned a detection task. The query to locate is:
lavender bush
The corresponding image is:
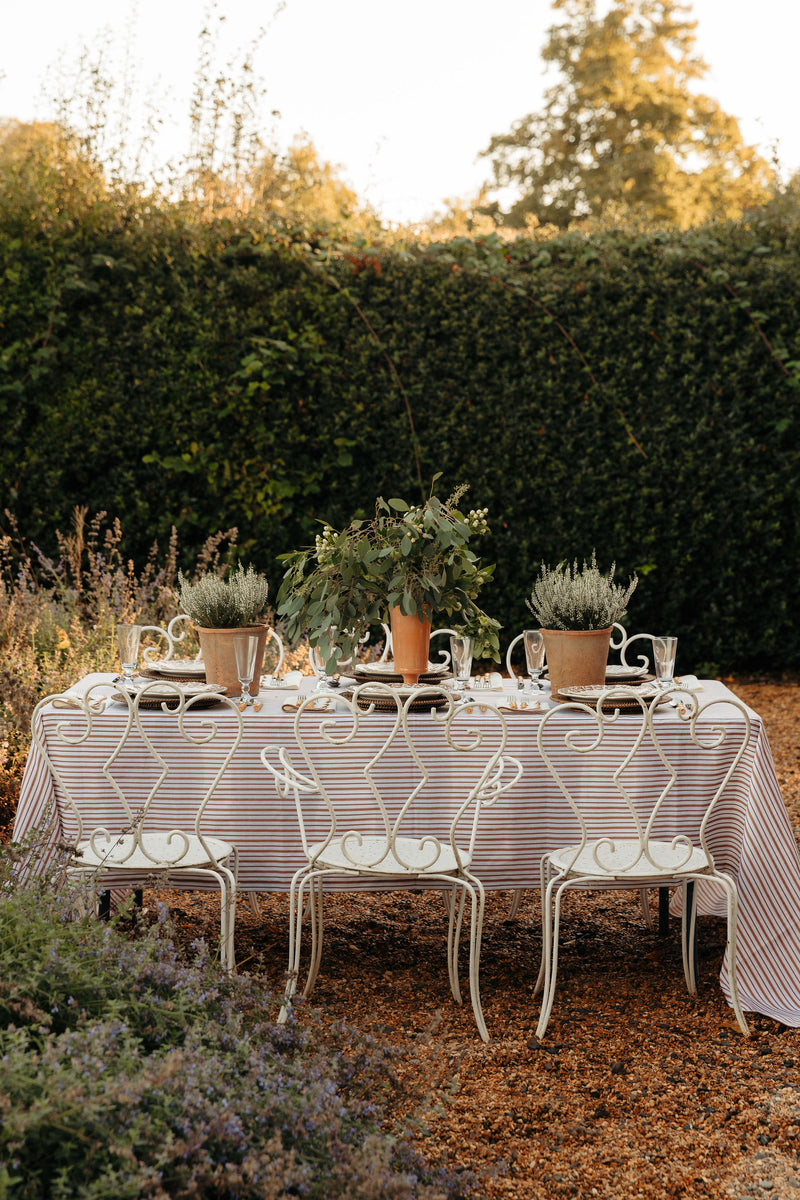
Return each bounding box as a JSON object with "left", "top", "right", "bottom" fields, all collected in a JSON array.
[{"left": 0, "top": 852, "right": 473, "bottom": 1199}]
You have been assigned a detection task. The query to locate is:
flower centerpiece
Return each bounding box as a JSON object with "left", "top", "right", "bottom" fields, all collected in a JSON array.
[
  {"left": 527, "top": 553, "right": 637, "bottom": 697},
  {"left": 277, "top": 480, "right": 499, "bottom": 684},
  {"left": 178, "top": 564, "right": 270, "bottom": 696}
]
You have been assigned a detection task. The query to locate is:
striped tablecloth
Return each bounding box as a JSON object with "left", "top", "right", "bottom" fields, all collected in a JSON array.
[{"left": 14, "top": 676, "right": 800, "bottom": 1025}]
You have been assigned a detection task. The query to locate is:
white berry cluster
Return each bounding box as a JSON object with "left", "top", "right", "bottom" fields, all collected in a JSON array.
[
  {"left": 314, "top": 526, "right": 335, "bottom": 560},
  {"left": 467, "top": 507, "right": 489, "bottom": 534}
]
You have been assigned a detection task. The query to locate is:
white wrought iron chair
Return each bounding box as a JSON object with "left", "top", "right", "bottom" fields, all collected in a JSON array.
[
  {"left": 31, "top": 679, "right": 242, "bottom": 969},
  {"left": 261, "top": 683, "right": 522, "bottom": 1042},
  {"left": 533, "top": 685, "right": 751, "bottom": 1038},
  {"left": 506, "top": 624, "right": 660, "bottom": 929}
]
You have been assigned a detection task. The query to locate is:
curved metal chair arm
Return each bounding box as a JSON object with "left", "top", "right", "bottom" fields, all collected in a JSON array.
[
  {"left": 139, "top": 614, "right": 194, "bottom": 664},
  {"left": 505, "top": 632, "right": 526, "bottom": 685},
  {"left": 619, "top": 631, "right": 656, "bottom": 670},
  {"left": 265, "top": 628, "right": 285, "bottom": 675},
  {"left": 139, "top": 625, "right": 173, "bottom": 663},
  {"left": 609, "top": 622, "right": 627, "bottom": 658},
  {"left": 429, "top": 628, "right": 457, "bottom": 669}
]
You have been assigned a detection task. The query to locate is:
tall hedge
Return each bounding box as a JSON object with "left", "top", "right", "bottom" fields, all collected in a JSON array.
[{"left": 2, "top": 199, "right": 799, "bottom": 671}]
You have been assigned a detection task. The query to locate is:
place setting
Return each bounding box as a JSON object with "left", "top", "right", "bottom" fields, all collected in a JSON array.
[{"left": 111, "top": 624, "right": 227, "bottom": 710}]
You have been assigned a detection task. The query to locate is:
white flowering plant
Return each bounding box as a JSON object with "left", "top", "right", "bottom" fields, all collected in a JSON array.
[
  {"left": 527, "top": 553, "right": 637, "bottom": 631},
  {"left": 277, "top": 480, "right": 498, "bottom": 667},
  {"left": 178, "top": 564, "right": 269, "bottom": 628}
]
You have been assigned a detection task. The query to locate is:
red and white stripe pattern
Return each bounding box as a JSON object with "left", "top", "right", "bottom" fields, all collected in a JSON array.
[{"left": 14, "top": 678, "right": 800, "bottom": 1025}]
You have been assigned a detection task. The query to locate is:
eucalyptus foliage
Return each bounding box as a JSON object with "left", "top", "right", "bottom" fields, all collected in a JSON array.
[
  {"left": 527, "top": 553, "right": 638, "bottom": 631},
  {"left": 277, "top": 484, "right": 498, "bottom": 666},
  {"left": 178, "top": 564, "right": 269, "bottom": 628}
]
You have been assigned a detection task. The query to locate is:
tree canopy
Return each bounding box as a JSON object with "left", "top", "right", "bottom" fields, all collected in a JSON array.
[{"left": 482, "top": 0, "right": 774, "bottom": 229}]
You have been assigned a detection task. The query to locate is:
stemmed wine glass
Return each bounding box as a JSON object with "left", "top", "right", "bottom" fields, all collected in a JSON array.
[
  {"left": 523, "top": 630, "right": 546, "bottom": 699},
  {"left": 234, "top": 634, "right": 259, "bottom": 706},
  {"left": 449, "top": 635, "right": 474, "bottom": 694},
  {"left": 653, "top": 636, "right": 678, "bottom": 690},
  {"left": 313, "top": 625, "right": 340, "bottom": 690},
  {"left": 117, "top": 624, "right": 142, "bottom": 685}
]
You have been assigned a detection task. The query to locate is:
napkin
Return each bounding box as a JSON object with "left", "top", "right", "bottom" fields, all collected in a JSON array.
[
  {"left": 52, "top": 673, "right": 116, "bottom": 711},
  {"left": 675, "top": 675, "right": 703, "bottom": 691},
  {"left": 468, "top": 672, "right": 505, "bottom": 692},
  {"left": 259, "top": 670, "right": 303, "bottom": 690},
  {"left": 65, "top": 672, "right": 116, "bottom": 697}
]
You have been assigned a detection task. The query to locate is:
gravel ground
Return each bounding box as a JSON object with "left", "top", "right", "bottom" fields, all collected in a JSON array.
[{"left": 164, "top": 675, "right": 800, "bottom": 1199}]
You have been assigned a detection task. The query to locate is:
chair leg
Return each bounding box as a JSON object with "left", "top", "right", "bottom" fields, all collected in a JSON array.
[
  {"left": 303, "top": 875, "right": 325, "bottom": 996},
  {"left": 447, "top": 884, "right": 467, "bottom": 1004},
  {"left": 219, "top": 878, "right": 232, "bottom": 972},
  {"left": 658, "top": 886, "right": 671, "bottom": 937},
  {"left": 688, "top": 880, "right": 698, "bottom": 992},
  {"left": 680, "top": 880, "right": 698, "bottom": 995},
  {"left": 534, "top": 856, "right": 549, "bottom": 996},
  {"left": 719, "top": 873, "right": 750, "bottom": 1036},
  {"left": 279, "top": 874, "right": 306, "bottom": 1024},
  {"left": 226, "top": 884, "right": 237, "bottom": 972},
  {"left": 466, "top": 879, "right": 489, "bottom": 1043},
  {"left": 536, "top": 877, "right": 565, "bottom": 1040},
  {"left": 508, "top": 888, "right": 523, "bottom": 920},
  {"left": 639, "top": 888, "right": 654, "bottom": 931},
  {"left": 98, "top": 890, "right": 111, "bottom": 921},
  {"left": 248, "top": 890, "right": 260, "bottom": 917}
]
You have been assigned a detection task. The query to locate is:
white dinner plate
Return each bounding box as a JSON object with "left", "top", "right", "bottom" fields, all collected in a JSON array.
[
  {"left": 357, "top": 660, "right": 448, "bottom": 676},
  {"left": 113, "top": 680, "right": 226, "bottom": 707},
  {"left": 559, "top": 681, "right": 660, "bottom": 703},
  {"left": 149, "top": 659, "right": 206, "bottom": 677},
  {"left": 605, "top": 664, "right": 648, "bottom": 680}
]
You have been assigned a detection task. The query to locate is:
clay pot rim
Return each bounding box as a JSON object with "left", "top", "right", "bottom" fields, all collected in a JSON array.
[
  {"left": 194, "top": 622, "right": 268, "bottom": 632},
  {"left": 540, "top": 626, "right": 613, "bottom": 636}
]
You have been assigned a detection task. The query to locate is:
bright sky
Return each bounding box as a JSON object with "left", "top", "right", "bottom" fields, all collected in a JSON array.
[{"left": 1, "top": 0, "right": 797, "bottom": 224}]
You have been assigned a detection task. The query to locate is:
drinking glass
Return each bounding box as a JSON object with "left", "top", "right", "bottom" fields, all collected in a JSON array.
[
  {"left": 117, "top": 624, "right": 142, "bottom": 684},
  {"left": 449, "top": 635, "right": 474, "bottom": 694},
  {"left": 523, "top": 630, "right": 546, "bottom": 696},
  {"left": 234, "top": 634, "right": 260, "bottom": 706},
  {"left": 653, "top": 636, "right": 678, "bottom": 689},
  {"left": 314, "top": 625, "right": 339, "bottom": 690}
]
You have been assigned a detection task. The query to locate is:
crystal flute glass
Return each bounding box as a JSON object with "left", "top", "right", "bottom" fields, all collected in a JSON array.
[
  {"left": 449, "top": 635, "right": 474, "bottom": 694},
  {"left": 653, "top": 636, "right": 678, "bottom": 690},
  {"left": 234, "top": 634, "right": 259, "bottom": 706},
  {"left": 117, "top": 624, "right": 142, "bottom": 684},
  {"left": 314, "top": 625, "right": 339, "bottom": 690},
  {"left": 523, "top": 630, "right": 546, "bottom": 696}
]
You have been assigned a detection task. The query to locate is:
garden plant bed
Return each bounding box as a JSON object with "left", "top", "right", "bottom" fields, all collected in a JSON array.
[{"left": 152, "top": 676, "right": 800, "bottom": 1199}]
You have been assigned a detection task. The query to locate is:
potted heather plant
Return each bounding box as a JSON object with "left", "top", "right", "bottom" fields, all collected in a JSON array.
[
  {"left": 277, "top": 481, "right": 497, "bottom": 684},
  {"left": 178, "top": 564, "right": 270, "bottom": 696},
  {"left": 527, "top": 553, "right": 637, "bottom": 697}
]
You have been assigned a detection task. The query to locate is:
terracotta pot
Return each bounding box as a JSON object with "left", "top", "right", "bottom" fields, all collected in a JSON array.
[
  {"left": 541, "top": 627, "right": 612, "bottom": 700},
  {"left": 390, "top": 606, "right": 431, "bottom": 686},
  {"left": 196, "top": 624, "right": 268, "bottom": 697}
]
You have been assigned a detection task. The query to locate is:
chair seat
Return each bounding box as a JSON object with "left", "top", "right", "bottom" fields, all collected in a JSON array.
[
  {"left": 310, "top": 835, "right": 469, "bottom": 876},
  {"left": 72, "top": 832, "right": 234, "bottom": 873},
  {"left": 548, "top": 838, "right": 710, "bottom": 881}
]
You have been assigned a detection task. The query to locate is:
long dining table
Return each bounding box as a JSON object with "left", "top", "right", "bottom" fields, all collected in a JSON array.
[{"left": 13, "top": 672, "right": 800, "bottom": 1027}]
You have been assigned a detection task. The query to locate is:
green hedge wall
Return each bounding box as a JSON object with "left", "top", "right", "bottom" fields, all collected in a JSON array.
[{"left": 2, "top": 202, "right": 799, "bottom": 671}]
